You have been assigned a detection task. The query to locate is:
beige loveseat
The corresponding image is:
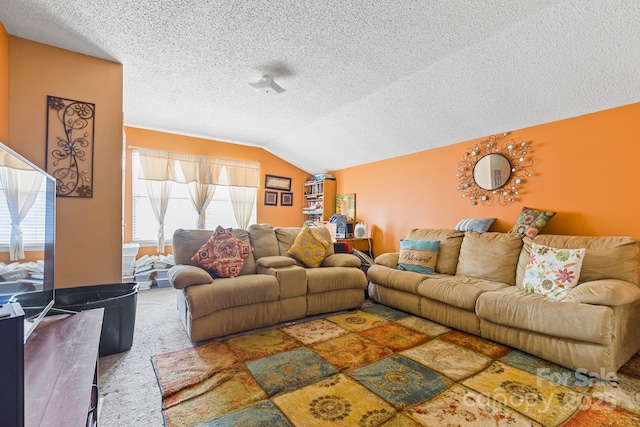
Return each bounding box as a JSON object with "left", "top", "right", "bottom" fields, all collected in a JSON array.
[
  {"left": 168, "top": 224, "right": 368, "bottom": 341},
  {"left": 368, "top": 229, "right": 640, "bottom": 375}
]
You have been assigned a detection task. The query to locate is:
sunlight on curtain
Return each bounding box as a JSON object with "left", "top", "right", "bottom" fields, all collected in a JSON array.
[
  {"left": 138, "top": 149, "right": 175, "bottom": 251},
  {"left": 228, "top": 187, "right": 256, "bottom": 229},
  {"left": 0, "top": 166, "right": 44, "bottom": 260},
  {"left": 145, "top": 180, "right": 172, "bottom": 252},
  {"left": 177, "top": 155, "right": 223, "bottom": 229},
  {"left": 135, "top": 148, "right": 259, "bottom": 244}
]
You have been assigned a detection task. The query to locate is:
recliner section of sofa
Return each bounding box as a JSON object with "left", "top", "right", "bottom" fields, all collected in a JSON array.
[
  {"left": 368, "top": 229, "right": 640, "bottom": 374},
  {"left": 168, "top": 224, "right": 368, "bottom": 342}
]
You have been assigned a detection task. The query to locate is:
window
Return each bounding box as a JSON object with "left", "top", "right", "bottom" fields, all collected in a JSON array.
[
  {"left": 131, "top": 151, "right": 257, "bottom": 246},
  {"left": 0, "top": 179, "right": 48, "bottom": 252}
]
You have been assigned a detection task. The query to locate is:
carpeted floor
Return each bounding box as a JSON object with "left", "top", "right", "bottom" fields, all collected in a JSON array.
[
  {"left": 99, "top": 286, "right": 193, "bottom": 426},
  {"left": 97, "top": 286, "right": 355, "bottom": 426},
  {"left": 149, "top": 301, "right": 640, "bottom": 427}
]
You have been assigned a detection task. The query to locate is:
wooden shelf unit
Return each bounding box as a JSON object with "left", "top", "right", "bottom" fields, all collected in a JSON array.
[{"left": 302, "top": 177, "right": 336, "bottom": 222}]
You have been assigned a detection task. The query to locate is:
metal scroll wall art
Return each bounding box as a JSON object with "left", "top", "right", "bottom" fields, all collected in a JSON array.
[
  {"left": 46, "top": 96, "right": 95, "bottom": 197},
  {"left": 456, "top": 133, "right": 533, "bottom": 206}
]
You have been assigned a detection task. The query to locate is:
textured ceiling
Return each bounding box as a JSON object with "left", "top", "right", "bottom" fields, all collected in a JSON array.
[{"left": 1, "top": 1, "right": 639, "bottom": 173}]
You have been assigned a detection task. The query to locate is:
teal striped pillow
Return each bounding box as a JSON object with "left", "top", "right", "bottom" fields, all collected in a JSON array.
[{"left": 397, "top": 239, "right": 439, "bottom": 274}]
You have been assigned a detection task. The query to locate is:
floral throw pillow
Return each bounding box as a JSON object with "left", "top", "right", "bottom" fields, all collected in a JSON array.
[
  {"left": 509, "top": 207, "right": 556, "bottom": 237},
  {"left": 523, "top": 243, "right": 585, "bottom": 301},
  {"left": 287, "top": 224, "right": 332, "bottom": 268},
  {"left": 191, "top": 225, "right": 252, "bottom": 278}
]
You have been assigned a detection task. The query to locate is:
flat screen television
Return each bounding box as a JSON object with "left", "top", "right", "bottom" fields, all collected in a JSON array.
[{"left": 0, "top": 142, "right": 55, "bottom": 341}]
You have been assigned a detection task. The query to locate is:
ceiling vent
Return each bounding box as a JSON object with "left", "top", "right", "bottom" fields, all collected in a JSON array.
[{"left": 249, "top": 75, "right": 286, "bottom": 95}]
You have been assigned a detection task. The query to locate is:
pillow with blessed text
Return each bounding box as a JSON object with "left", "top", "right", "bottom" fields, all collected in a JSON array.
[{"left": 397, "top": 239, "right": 439, "bottom": 274}]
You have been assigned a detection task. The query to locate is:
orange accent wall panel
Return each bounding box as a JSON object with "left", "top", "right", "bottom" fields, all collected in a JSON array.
[
  {"left": 9, "top": 37, "right": 123, "bottom": 288},
  {"left": 332, "top": 102, "right": 640, "bottom": 256}
]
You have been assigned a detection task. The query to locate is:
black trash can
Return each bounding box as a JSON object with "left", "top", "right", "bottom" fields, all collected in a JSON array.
[{"left": 54, "top": 283, "right": 139, "bottom": 357}]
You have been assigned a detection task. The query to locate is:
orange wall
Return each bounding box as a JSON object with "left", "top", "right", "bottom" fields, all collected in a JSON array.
[
  {"left": 124, "top": 126, "right": 309, "bottom": 256},
  {"left": 0, "top": 22, "right": 8, "bottom": 142},
  {"left": 9, "top": 37, "right": 124, "bottom": 288},
  {"left": 332, "top": 102, "right": 640, "bottom": 256}
]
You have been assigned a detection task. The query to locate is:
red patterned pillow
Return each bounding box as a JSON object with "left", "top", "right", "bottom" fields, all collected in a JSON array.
[{"left": 191, "top": 226, "right": 252, "bottom": 278}]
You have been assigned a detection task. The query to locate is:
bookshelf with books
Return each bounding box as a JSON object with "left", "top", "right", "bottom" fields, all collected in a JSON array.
[{"left": 302, "top": 175, "right": 336, "bottom": 223}]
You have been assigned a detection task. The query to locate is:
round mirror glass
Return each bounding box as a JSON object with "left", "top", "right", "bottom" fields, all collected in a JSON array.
[{"left": 473, "top": 154, "right": 511, "bottom": 190}]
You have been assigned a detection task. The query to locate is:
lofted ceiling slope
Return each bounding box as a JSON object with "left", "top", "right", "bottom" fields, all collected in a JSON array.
[{"left": 1, "top": 1, "right": 639, "bottom": 173}]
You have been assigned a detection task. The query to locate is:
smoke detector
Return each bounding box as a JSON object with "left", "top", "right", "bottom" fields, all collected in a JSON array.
[{"left": 249, "top": 75, "right": 286, "bottom": 95}]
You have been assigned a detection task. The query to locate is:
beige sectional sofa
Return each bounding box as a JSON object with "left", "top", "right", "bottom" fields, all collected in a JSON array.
[
  {"left": 168, "top": 224, "right": 368, "bottom": 342},
  {"left": 368, "top": 229, "right": 640, "bottom": 375}
]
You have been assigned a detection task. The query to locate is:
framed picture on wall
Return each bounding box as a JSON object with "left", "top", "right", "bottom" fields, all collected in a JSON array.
[
  {"left": 264, "top": 191, "right": 278, "bottom": 206},
  {"left": 265, "top": 174, "right": 292, "bottom": 191},
  {"left": 281, "top": 192, "right": 293, "bottom": 206},
  {"left": 336, "top": 193, "right": 356, "bottom": 221}
]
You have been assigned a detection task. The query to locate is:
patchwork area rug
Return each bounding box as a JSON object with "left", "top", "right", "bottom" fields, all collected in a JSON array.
[{"left": 151, "top": 303, "right": 640, "bottom": 426}]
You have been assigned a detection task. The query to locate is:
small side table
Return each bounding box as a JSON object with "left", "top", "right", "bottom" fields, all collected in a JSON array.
[{"left": 336, "top": 237, "right": 373, "bottom": 257}]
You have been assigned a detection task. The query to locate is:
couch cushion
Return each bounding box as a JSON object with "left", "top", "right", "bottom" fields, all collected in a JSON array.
[
  {"left": 287, "top": 225, "right": 332, "bottom": 268},
  {"left": 476, "top": 287, "right": 614, "bottom": 345},
  {"left": 256, "top": 255, "right": 297, "bottom": 268},
  {"left": 191, "top": 226, "right": 252, "bottom": 278},
  {"left": 455, "top": 232, "right": 524, "bottom": 285},
  {"left": 367, "top": 265, "right": 434, "bottom": 294},
  {"left": 247, "top": 223, "right": 280, "bottom": 259},
  {"left": 563, "top": 279, "right": 640, "bottom": 306},
  {"left": 305, "top": 267, "right": 368, "bottom": 294},
  {"left": 404, "top": 229, "right": 465, "bottom": 275},
  {"left": 523, "top": 243, "right": 585, "bottom": 301},
  {"left": 417, "top": 276, "right": 510, "bottom": 311},
  {"left": 173, "top": 228, "right": 257, "bottom": 276},
  {"left": 185, "top": 274, "right": 280, "bottom": 319},
  {"left": 322, "top": 253, "right": 361, "bottom": 267},
  {"left": 516, "top": 235, "right": 640, "bottom": 287},
  {"left": 397, "top": 239, "right": 438, "bottom": 274}
]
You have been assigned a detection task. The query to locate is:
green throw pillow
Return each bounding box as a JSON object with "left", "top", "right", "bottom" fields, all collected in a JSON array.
[{"left": 397, "top": 239, "right": 439, "bottom": 274}]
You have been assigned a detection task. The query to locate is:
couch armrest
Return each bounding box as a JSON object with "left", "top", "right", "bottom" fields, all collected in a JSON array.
[
  {"left": 256, "top": 255, "right": 297, "bottom": 268},
  {"left": 322, "top": 253, "right": 361, "bottom": 267},
  {"left": 374, "top": 252, "right": 399, "bottom": 268},
  {"left": 168, "top": 265, "right": 213, "bottom": 290},
  {"left": 563, "top": 279, "right": 640, "bottom": 306}
]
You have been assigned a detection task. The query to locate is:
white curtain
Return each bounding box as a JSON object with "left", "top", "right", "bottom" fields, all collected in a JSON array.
[
  {"left": 188, "top": 182, "right": 216, "bottom": 229},
  {"left": 229, "top": 187, "right": 256, "bottom": 229},
  {"left": 177, "top": 155, "right": 222, "bottom": 229},
  {"left": 138, "top": 149, "right": 175, "bottom": 251},
  {"left": 136, "top": 148, "right": 259, "bottom": 241},
  {"left": 0, "top": 166, "right": 44, "bottom": 260},
  {"left": 145, "top": 180, "right": 172, "bottom": 252},
  {"left": 224, "top": 158, "right": 260, "bottom": 229}
]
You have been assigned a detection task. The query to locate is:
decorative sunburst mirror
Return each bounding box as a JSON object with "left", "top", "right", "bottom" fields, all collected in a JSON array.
[{"left": 456, "top": 133, "right": 533, "bottom": 206}]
